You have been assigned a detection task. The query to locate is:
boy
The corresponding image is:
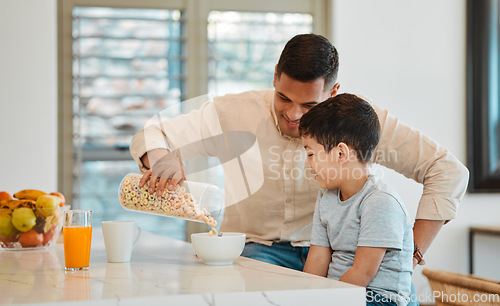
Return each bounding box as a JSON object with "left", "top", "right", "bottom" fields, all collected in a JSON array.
[{"left": 300, "top": 94, "right": 413, "bottom": 305}]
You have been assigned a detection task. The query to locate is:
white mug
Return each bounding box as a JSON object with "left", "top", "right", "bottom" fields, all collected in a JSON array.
[{"left": 102, "top": 221, "right": 141, "bottom": 263}]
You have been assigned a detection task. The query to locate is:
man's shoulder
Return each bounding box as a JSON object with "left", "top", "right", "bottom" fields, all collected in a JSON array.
[
  {"left": 211, "top": 89, "right": 275, "bottom": 130},
  {"left": 214, "top": 89, "right": 274, "bottom": 106}
]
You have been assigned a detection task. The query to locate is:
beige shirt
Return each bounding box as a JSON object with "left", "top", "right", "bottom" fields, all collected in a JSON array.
[{"left": 131, "top": 89, "right": 469, "bottom": 246}]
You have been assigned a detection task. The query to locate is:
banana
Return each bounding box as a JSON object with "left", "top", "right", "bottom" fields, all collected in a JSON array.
[
  {"left": 5, "top": 199, "right": 36, "bottom": 210},
  {"left": 13, "top": 189, "right": 46, "bottom": 201}
]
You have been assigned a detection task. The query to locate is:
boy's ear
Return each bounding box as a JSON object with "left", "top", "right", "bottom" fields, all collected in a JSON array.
[{"left": 337, "top": 142, "right": 350, "bottom": 163}]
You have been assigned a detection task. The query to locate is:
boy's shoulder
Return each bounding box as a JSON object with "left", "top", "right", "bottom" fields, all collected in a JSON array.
[
  {"left": 366, "top": 175, "right": 401, "bottom": 199},
  {"left": 361, "top": 175, "right": 406, "bottom": 210}
]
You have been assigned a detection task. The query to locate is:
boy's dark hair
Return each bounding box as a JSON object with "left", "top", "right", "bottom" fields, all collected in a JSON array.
[
  {"left": 276, "top": 34, "right": 339, "bottom": 88},
  {"left": 299, "top": 94, "right": 380, "bottom": 163}
]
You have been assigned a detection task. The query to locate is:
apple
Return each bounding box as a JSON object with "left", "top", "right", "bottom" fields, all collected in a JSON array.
[
  {"left": 0, "top": 215, "right": 18, "bottom": 239},
  {"left": 0, "top": 235, "right": 18, "bottom": 247},
  {"left": 43, "top": 225, "right": 57, "bottom": 246},
  {"left": 35, "top": 195, "right": 61, "bottom": 217},
  {"left": 49, "top": 192, "right": 65, "bottom": 207},
  {"left": 11, "top": 207, "right": 37, "bottom": 232}
]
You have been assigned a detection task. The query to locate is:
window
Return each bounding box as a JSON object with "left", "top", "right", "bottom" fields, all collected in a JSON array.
[
  {"left": 58, "top": 0, "right": 328, "bottom": 239},
  {"left": 207, "top": 11, "right": 313, "bottom": 96},
  {"left": 467, "top": 0, "right": 500, "bottom": 192},
  {"left": 70, "top": 7, "right": 186, "bottom": 238}
]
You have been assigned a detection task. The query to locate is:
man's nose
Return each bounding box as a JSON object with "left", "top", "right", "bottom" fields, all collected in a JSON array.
[{"left": 287, "top": 105, "right": 303, "bottom": 122}]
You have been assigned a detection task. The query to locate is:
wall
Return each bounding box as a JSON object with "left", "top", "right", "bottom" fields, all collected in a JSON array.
[
  {"left": 0, "top": 0, "right": 57, "bottom": 193},
  {"left": 1, "top": 0, "right": 499, "bottom": 303},
  {"left": 333, "top": 0, "right": 500, "bottom": 302}
]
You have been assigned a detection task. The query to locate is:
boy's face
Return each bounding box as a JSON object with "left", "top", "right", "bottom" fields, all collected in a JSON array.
[
  {"left": 273, "top": 71, "right": 337, "bottom": 138},
  {"left": 302, "top": 136, "right": 341, "bottom": 189}
]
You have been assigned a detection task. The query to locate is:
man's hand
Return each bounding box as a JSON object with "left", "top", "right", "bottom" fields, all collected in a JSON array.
[{"left": 138, "top": 148, "right": 186, "bottom": 196}]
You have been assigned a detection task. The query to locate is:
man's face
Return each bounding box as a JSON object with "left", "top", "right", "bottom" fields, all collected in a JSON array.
[
  {"left": 273, "top": 72, "right": 335, "bottom": 138},
  {"left": 302, "top": 136, "right": 340, "bottom": 189}
]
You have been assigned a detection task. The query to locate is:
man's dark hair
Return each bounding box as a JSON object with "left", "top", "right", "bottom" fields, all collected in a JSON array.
[
  {"left": 276, "top": 34, "right": 339, "bottom": 88},
  {"left": 299, "top": 94, "right": 380, "bottom": 163}
]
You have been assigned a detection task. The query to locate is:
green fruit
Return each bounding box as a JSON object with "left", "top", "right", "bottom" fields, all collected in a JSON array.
[
  {"left": 11, "top": 208, "right": 37, "bottom": 232},
  {"left": 35, "top": 195, "right": 61, "bottom": 217},
  {"left": 0, "top": 215, "right": 17, "bottom": 238}
]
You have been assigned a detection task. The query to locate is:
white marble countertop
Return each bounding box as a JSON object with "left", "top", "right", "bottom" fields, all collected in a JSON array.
[{"left": 0, "top": 229, "right": 365, "bottom": 305}]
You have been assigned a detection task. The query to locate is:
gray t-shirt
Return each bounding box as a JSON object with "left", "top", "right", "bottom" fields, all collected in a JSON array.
[{"left": 310, "top": 175, "right": 413, "bottom": 305}]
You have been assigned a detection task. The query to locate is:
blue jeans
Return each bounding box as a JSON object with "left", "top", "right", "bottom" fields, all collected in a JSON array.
[
  {"left": 366, "top": 289, "right": 397, "bottom": 306},
  {"left": 408, "top": 282, "right": 419, "bottom": 306},
  {"left": 240, "top": 242, "right": 309, "bottom": 271},
  {"left": 366, "top": 283, "right": 418, "bottom": 306}
]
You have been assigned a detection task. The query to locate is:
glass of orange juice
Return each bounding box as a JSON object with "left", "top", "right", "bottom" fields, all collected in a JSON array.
[{"left": 63, "top": 210, "right": 92, "bottom": 271}]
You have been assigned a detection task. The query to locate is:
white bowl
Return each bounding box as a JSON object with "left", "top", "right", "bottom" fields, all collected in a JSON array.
[{"left": 191, "top": 232, "right": 246, "bottom": 265}]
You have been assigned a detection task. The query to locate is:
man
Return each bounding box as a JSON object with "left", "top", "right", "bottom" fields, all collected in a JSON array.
[{"left": 130, "top": 34, "right": 469, "bottom": 274}]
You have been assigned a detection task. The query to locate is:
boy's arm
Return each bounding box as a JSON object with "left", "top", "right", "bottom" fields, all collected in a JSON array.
[
  {"left": 303, "top": 245, "right": 333, "bottom": 277},
  {"left": 338, "top": 246, "right": 386, "bottom": 287}
]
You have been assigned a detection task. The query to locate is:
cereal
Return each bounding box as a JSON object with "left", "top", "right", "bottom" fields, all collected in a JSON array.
[
  {"left": 119, "top": 173, "right": 218, "bottom": 226},
  {"left": 208, "top": 227, "right": 218, "bottom": 237}
]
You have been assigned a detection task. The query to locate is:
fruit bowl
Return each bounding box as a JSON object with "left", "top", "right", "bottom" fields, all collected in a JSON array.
[{"left": 0, "top": 190, "right": 68, "bottom": 250}]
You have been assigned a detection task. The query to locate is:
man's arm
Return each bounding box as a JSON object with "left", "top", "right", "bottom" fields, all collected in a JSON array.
[
  {"left": 371, "top": 103, "right": 469, "bottom": 221},
  {"left": 140, "top": 150, "right": 151, "bottom": 169},
  {"left": 129, "top": 100, "right": 222, "bottom": 193},
  {"left": 370, "top": 104, "right": 469, "bottom": 263},
  {"left": 339, "top": 246, "right": 386, "bottom": 287},
  {"left": 303, "top": 245, "right": 333, "bottom": 277},
  {"left": 412, "top": 219, "right": 444, "bottom": 268}
]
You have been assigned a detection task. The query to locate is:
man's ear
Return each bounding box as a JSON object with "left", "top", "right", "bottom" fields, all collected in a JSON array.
[
  {"left": 329, "top": 83, "right": 340, "bottom": 97},
  {"left": 337, "top": 142, "right": 350, "bottom": 163},
  {"left": 273, "top": 65, "right": 278, "bottom": 88}
]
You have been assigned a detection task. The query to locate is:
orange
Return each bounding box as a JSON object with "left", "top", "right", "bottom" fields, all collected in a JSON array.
[
  {"left": 49, "top": 192, "right": 66, "bottom": 207},
  {"left": 18, "top": 229, "right": 43, "bottom": 247},
  {"left": 0, "top": 191, "right": 12, "bottom": 201}
]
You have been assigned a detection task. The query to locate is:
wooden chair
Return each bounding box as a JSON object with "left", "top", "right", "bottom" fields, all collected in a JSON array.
[{"left": 422, "top": 268, "right": 500, "bottom": 305}]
